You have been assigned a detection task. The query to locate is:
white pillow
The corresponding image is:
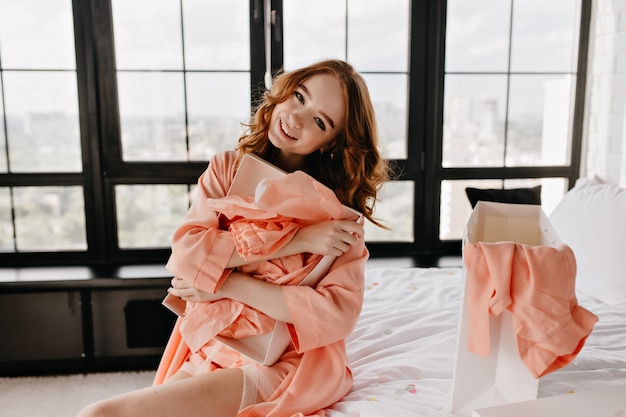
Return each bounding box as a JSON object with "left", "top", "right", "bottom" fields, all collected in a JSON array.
[{"left": 549, "top": 178, "right": 626, "bottom": 305}]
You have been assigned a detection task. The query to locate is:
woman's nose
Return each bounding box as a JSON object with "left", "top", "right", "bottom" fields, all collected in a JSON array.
[{"left": 289, "top": 109, "right": 304, "bottom": 129}]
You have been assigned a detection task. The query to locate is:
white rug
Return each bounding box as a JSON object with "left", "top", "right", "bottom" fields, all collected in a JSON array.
[{"left": 0, "top": 371, "right": 155, "bottom": 417}]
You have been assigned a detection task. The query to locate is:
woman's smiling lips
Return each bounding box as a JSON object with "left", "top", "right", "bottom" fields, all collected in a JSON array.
[{"left": 280, "top": 120, "right": 298, "bottom": 140}]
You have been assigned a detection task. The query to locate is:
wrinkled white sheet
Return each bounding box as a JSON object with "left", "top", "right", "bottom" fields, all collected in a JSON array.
[{"left": 327, "top": 267, "right": 626, "bottom": 417}]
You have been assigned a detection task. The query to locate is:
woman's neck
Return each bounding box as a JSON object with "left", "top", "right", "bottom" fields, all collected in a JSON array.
[{"left": 272, "top": 152, "right": 307, "bottom": 173}]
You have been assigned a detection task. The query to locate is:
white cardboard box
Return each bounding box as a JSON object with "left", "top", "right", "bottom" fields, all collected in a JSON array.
[
  {"left": 472, "top": 384, "right": 626, "bottom": 417},
  {"left": 451, "top": 201, "right": 562, "bottom": 416}
]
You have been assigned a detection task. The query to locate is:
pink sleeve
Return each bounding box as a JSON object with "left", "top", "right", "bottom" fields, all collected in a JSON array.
[
  {"left": 464, "top": 242, "right": 515, "bottom": 357},
  {"left": 283, "top": 238, "right": 367, "bottom": 352},
  {"left": 463, "top": 243, "right": 492, "bottom": 356},
  {"left": 165, "top": 152, "right": 238, "bottom": 294}
]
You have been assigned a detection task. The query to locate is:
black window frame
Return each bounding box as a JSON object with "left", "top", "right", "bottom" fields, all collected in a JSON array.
[{"left": 0, "top": 0, "right": 591, "bottom": 268}]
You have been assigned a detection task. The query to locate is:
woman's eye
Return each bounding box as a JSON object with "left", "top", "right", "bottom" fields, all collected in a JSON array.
[
  {"left": 295, "top": 91, "right": 304, "bottom": 103},
  {"left": 315, "top": 118, "right": 326, "bottom": 131}
]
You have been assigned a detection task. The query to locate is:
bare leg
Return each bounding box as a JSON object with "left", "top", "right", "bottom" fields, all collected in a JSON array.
[{"left": 75, "top": 368, "right": 243, "bottom": 417}]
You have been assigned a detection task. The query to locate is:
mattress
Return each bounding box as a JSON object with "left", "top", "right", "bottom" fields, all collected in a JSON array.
[{"left": 326, "top": 266, "right": 626, "bottom": 416}]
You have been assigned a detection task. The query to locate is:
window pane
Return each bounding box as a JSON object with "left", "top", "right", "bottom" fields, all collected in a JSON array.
[
  {"left": 3, "top": 72, "right": 82, "bottom": 172},
  {"left": 183, "top": 0, "right": 250, "bottom": 70},
  {"left": 115, "top": 185, "right": 190, "bottom": 249},
  {"left": 0, "top": 0, "right": 75, "bottom": 69},
  {"left": 445, "top": 0, "right": 511, "bottom": 72},
  {"left": 0, "top": 188, "right": 14, "bottom": 251},
  {"left": 510, "top": 0, "right": 579, "bottom": 72},
  {"left": 283, "top": 0, "right": 346, "bottom": 70},
  {"left": 348, "top": 0, "right": 409, "bottom": 72},
  {"left": 363, "top": 74, "right": 408, "bottom": 159},
  {"left": 187, "top": 73, "right": 250, "bottom": 161},
  {"left": 117, "top": 72, "right": 187, "bottom": 161},
  {"left": 364, "top": 181, "right": 414, "bottom": 242},
  {"left": 443, "top": 74, "right": 507, "bottom": 167},
  {"left": 13, "top": 186, "right": 86, "bottom": 251},
  {"left": 445, "top": 1, "right": 580, "bottom": 170},
  {"left": 112, "top": 0, "right": 183, "bottom": 70},
  {"left": 440, "top": 178, "right": 566, "bottom": 240},
  {"left": 506, "top": 75, "right": 574, "bottom": 166}
]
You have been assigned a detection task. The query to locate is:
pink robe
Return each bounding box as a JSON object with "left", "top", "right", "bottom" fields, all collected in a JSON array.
[{"left": 154, "top": 151, "right": 368, "bottom": 417}]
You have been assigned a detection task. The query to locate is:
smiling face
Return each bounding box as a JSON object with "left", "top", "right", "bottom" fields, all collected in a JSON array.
[{"left": 267, "top": 73, "right": 346, "bottom": 171}]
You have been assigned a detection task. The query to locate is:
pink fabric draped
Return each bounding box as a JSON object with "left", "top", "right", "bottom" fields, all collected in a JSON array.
[{"left": 464, "top": 241, "right": 598, "bottom": 378}]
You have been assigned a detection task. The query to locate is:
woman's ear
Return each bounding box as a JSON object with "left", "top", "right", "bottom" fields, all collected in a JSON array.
[
  {"left": 319, "top": 143, "right": 337, "bottom": 160},
  {"left": 321, "top": 140, "right": 338, "bottom": 153}
]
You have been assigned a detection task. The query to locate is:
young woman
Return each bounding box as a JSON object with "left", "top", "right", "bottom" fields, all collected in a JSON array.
[{"left": 76, "top": 59, "right": 388, "bottom": 417}]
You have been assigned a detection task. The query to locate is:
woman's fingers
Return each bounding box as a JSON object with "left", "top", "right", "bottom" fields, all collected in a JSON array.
[
  {"left": 168, "top": 278, "right": 223, "bottom": 303},
  {"left": 315, "top": 221, "right": 362, "bottom": 256},
  {"left": 169, "top": 277, "right": 193, "bottom": 300}
]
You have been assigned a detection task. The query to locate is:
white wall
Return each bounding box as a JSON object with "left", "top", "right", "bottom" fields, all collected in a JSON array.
[{"left": 583, "top": 0, "right": 626, "bottom": 187}]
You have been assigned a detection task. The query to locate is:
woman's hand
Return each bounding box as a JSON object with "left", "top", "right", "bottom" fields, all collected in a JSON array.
[
  {"left": 293, "top": 219, "right": 363, "bottom": 257},
  {"left": 168, "top": 273, "right": 293, "bottom": 322},
  {"left": 168, "top": 277, "right": 223, "bottom": 303}
]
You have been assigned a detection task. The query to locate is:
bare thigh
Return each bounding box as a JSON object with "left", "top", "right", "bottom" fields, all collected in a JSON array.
[{"left": 76, "top": 368, "right": 243, "bottom": 417}]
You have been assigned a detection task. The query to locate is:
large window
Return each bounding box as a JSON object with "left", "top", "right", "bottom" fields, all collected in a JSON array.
[
  {"left": 438, "top": 0, "right": 587, "bottom": 243},
  {"left": 0, "top": 0, "right": 589, "bottom": 267},
  {"left": 109, "top": 0, "right": 251, "bottom": 250},
  {"left": 0, "top": 0, "right": 86, "bottom": 256}
]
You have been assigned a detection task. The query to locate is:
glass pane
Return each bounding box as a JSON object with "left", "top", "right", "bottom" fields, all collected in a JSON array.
[
  {"left": 440, "top": 179, "right": 502, "bottom": 241},
  {"left": 111, "top": 0, "right": 183, "bottom": 70},
  {"left": 363, "top": 74, "right": 408, "bottom": 159},
  {"left": 348, "top": 0, "right": 409, "bottom": 72},
  {"left": 183, "top": 0, "right": 250, "bottom": 70},
  {"left": 506, "top": 74, "right": 574, "bottom": 166},
  {"left": 283, "top": 0, "right": 346, "bottom": 70},
  {"left": 364, "top": 181, "right": 414, "bottom": 242},
  {"left": 3, "top": 72, "right": 82, "bottom": 172},
  {"left": 445, "top": 0, "right": 511, "bottom": 72},
  {"left": 443, "top": 74, "right": 508, "bottom": 167},
  {"left": 510, "top": 0, "right": 579, "bottom": 72},
  {"left": 117, "top": 72, "right": 187, "bottom": 161},
  {"left": 186, "top": 73, "right": 250, "bottom": 161},
  {"left": 115, "top": 184, "right": 190, "bottom": 249},
  {"left": 0, "top": 0, "right": 75, "bottom": 69},
  {"left": 13, "top": 186, "right": 87, "bottom": 251},
  {"left": 0, "top": 188, "right": 14, "bottom": 251}
]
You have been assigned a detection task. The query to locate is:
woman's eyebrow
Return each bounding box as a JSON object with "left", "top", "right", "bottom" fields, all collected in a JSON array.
[{"left": 299, "top": 84, "right": 336, "bottom": 129}]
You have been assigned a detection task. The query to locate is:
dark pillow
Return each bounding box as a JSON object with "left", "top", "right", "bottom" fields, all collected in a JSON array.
[{"left": 465, "top": 185, "right": 542, "bottom": 208}]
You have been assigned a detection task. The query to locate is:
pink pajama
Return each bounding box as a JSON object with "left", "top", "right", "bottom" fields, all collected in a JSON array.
[{"left": 155, "top": 151, "right": 367, "bottom": 417}]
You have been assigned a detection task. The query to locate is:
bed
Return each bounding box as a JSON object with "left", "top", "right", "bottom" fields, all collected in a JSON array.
[
  {"left": 3, "top": 177, "right": 622, "bottom": 417},
  {"left": 324, "top": 177, "right": 626, "bottom": 417}
]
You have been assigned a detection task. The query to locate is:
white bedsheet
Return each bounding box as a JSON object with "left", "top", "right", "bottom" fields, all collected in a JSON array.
[{"left": 327, "top": 266, "right": 626, "bottom": 417}]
